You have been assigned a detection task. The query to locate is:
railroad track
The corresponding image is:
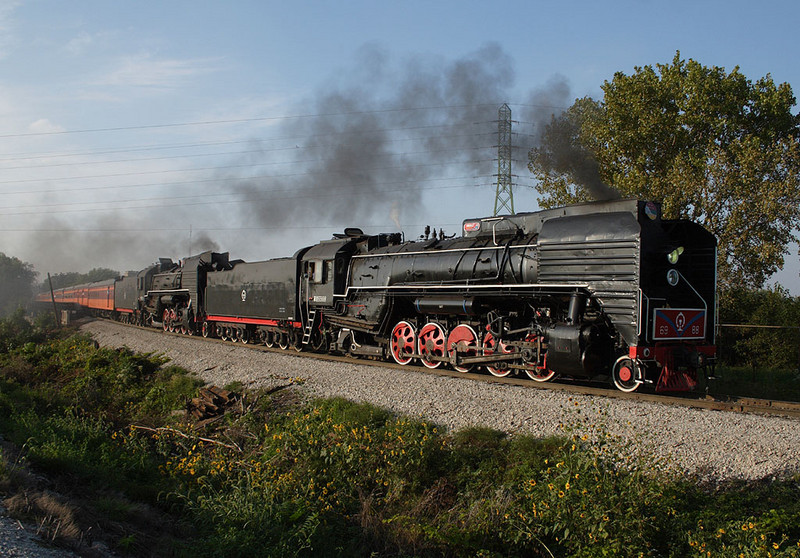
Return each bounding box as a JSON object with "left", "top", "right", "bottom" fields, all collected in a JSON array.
[{"left": 105, "top": 319, "right": 800, "bottom": 420}]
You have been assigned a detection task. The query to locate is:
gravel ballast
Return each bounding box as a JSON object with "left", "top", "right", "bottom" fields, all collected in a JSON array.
[
  {"left": 0, "top": 503, "right": 80, "bottom": 558},
  {"left": 81, "top": 320, "right": 800, "bottom": 482},
  {"left": 0, "top": 506, "right": 80, "bottom": 558}
]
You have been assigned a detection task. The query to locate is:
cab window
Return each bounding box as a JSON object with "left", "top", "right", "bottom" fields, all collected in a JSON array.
[{"left": 307, "top": 260, "right": 326, "bottom": 284}]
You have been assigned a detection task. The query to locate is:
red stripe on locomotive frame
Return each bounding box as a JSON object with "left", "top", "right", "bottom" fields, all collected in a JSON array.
[{"left": 205, "top": 315, "right": 302, "bottom": 328}]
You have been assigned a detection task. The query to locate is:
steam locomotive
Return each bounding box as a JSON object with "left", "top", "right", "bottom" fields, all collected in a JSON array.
[{"left": 39, "top": 199, "right": 717, "bottom": 392}]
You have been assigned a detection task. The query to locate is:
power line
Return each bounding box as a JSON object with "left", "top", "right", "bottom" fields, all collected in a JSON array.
[
  {"left": 0, "top": 137, "right": 490, "bottom": 172},
  {"left": 1, "top": 161, "right": 486, "bottom": 196},
  {"left": 0, "top": 102, "right": 542, "bottom": 233},
  {"left": 2, "top": 168, "right": 485, "bottom": 209},
  {"left": 0, "top": 121, "right": 489, "bottom": 163},
  {"left": 0, "top": 106, "right": 515, "bottom": 211},
  {"left": 0, "top": 103, "right": 504, "bottom": 139},
  {"left": 0, "top": 177, "right": 483, "bottom": 216},
  {"left": 0, "top": 222, "right": 466, "bottom": 233},
  {"left": 0, "top": 158, "right": 491, "bottom": 196}
]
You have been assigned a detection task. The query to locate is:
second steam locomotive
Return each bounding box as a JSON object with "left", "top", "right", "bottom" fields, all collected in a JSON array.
[{"left": 42, "top": 199, "right": 718, "bottom": 393}]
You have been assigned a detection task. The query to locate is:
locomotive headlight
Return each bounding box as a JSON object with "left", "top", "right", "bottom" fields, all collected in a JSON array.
[
  {"left": 667, "top": 246, "right": 684, "bottom": 265},
  {"left": 666, "top": 269, "right": 680, "bottom": 286}
]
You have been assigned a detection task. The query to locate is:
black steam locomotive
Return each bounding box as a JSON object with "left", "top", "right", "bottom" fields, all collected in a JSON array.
[{"left": 41, "top": 199, "right": 717, "bottom": 392}]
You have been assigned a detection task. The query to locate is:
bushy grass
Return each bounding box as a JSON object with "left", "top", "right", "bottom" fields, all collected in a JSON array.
[
  {"left": 1, "top": 317, "right": 800, "bottom": 556},
  {"left": 0, "top": 323, "right": 203, "bottom": 552},
  {"left": 145, "top": 398, "right": 800, "bottom": 558},
  {"left": 711, "top": 365, "right": 800, "bottom": 402}
]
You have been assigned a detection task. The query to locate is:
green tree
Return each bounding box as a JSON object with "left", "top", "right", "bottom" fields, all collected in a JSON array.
[
  {"left": 43, "top": 267, "right": 120, "bottom": 290},
  {"left": 529, "top": 52, "right": 800, "bottom": 290},
  {"left": 0, "top": 253, "right": 38, "bottom": 317},
  {"left": 718, "top": 285, "right": 800, "bottom": 369}
]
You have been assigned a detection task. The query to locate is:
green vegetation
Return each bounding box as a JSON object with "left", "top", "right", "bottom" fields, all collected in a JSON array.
[
  {"left": 0, "top": 252, "right": 38, "bottom": 317},
  {"left": 0, "top": 308, "right": 50, "bottom": 352},
  {"left": 718, "top": 285, "right": 800, "bottom": 371},
  {"left": 1, "top": 316, "right": 800, "bottom": 556},
  {"left": 709, "top": 285, "right": 800, "bottom": 399},
  {"left": 528, "top": 52, "right": 800, "bottom": 291},
  {"left": 42, "top": 267, "right": 120, "bottom": 290},
  {"left": 710, "top": 366, "right": 800, "bottom": 402}
]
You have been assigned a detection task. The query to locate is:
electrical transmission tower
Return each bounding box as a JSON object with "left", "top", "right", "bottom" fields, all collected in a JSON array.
[{"left": 493, "top": 103, "right": 514, "bottom": 215}]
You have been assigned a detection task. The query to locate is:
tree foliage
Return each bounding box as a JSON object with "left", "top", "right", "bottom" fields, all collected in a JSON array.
[
  {"left": 42, "top": 268, "right": 120, "bottom": 291},
  {"left": 717, "top": 285, "right": 800, "bottom": 370},
  {"left": 0, "top": 253, "right": 38, "bottom": 317},
  {"left": 529, "top": 52, "right": 800, "bottom": 290}
]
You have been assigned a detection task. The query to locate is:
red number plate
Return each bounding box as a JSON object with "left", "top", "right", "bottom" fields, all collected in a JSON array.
[{"left": 653, "top": 309, "right": 706, "bottom": 340}]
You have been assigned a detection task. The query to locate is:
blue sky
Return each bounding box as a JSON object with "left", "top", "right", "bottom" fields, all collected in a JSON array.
[{"left": 0, "top": 0, "right": 798, "bottom": 293}]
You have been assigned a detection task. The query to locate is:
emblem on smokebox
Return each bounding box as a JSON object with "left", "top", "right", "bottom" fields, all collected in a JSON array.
[
  {"left": 653, "top": 308, "right": 705, "bottom": 340},
  {"left": 241, "top": 289, "right": 247, "bottom": 302}
]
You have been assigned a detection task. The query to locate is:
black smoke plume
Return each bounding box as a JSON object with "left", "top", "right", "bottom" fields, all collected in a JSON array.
[
  {"left": 526, "top": 94, "right": 620, "bottom": 201},
  {"left": 14, "top": 43, "right": 595, "bottom": 279},
  {"left": 226, "top": 43, "right": 581, "bottom": 231},
  {"left": 24, "top": 214, "right": 218, "bottom": 275}
]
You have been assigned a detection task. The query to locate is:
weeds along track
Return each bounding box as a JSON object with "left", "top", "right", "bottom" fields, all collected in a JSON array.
[
  {"left": 81, "top": 318, "right": 800, "bottom": 482},
  {"left": 95, "top": 318, "right": 800, "bottom": 421}
]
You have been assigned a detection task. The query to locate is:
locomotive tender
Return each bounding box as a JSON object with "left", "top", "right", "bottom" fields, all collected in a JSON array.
[{"left": 39, "top": 199, "right": 717, "bottom": 392}]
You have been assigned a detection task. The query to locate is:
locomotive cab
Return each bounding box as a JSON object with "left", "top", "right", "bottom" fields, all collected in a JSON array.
[
  {"left": 301, "top": 231, "right": 401, "bottom": 308},
  {"left": 301, "top": 239, "right": 355, "bottom": 308}
]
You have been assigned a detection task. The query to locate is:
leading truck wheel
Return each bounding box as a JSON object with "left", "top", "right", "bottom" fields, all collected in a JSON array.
[
  {"left": 612, "top": 356, "right": 641, "bottom": 392},
  {"left": 390, "top": 321, "right": 416, "bottom": 365},
  {"left": 523, "top": 334, "right": 556, "bottom": 382},
  {"left": 162, "top": 309, "right": 170, "bottom": 332}
]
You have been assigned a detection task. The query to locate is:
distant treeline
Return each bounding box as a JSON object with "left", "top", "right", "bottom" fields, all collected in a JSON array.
[
  {"left": 40, "top": 268, "right": 120, "bottom": 291},
  {"left": 0, "top": 252, "right": 121, "bottom": 318},
  {"left": 0, "top": 252, "right": 37, "bottom": 317},
  {"left": 718, "top": 286, "right": 800, "bottom": 370}
]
